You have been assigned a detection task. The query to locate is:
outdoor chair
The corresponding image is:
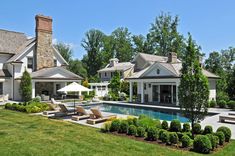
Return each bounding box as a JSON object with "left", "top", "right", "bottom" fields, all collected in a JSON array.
[
  {"left": 51, "top": 98, "right": 62, "bottom": 105},
  {"left": 71, "top": 106, "right": 90, "bottom": 121},
  {"left": 54, "top": 104, "right": 76, "bottom": 117},
  {"left": 43, "top": 103, "right": 61, "bottom": 116},
  {"left": 219, "top": 115, "right": 235, "bottom": 123},
  {"left": 87, "top": 108, "right": 116, "bottom": 125}
]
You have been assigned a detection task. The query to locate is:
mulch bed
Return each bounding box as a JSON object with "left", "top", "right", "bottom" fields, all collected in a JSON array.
[{"left": 108, "top": 132, "right": 230, "bottom": 154}]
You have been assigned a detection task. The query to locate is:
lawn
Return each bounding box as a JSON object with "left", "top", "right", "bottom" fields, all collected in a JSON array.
[{"left": 0, "top": 108, "right": 235, "bottom": 156}]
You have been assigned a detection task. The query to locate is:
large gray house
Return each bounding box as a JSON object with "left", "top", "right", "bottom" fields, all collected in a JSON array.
[
  {"left": 0, "top": 15, "right": 82, "bottom": 101},
  {"left": 126, "top": 52, "right": 219, "bottom": 105}
]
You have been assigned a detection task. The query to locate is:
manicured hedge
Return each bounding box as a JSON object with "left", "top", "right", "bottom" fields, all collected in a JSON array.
[
  {"left": 217, "top": 126, "right": 231, "bottom": 142},
  {"left": 218, "top": 100, "right": 226, "bottom": 108},
  {"left": 227, "top": 100, "right": 235, "bottom": 109},
  {"left": 5, "top": 102, "right": 49, "bottom": 113},
  {"left": 193, "top": 135, "right": 212, "bottom": 154},
  {"left": 170, "top": 119, "right": 181, "bottom": 132},
  {"left": 106, "top": 115, "right": 231, "bottom": 154}
]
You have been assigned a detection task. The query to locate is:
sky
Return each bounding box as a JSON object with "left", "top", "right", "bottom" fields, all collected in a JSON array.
[{"left": 0, "top": 0, "right": 235, "bottom": 59}]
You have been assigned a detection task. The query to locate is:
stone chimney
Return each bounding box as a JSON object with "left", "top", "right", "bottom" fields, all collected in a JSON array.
[
  {"left": 167, "top": 52, "right": 177, "bottom": 63},
  {"left": 35, "top": 14, "right": 54, "bottom": 70},
  {"left": 109, "top": 58, "right": 119, "bottom": 67}
]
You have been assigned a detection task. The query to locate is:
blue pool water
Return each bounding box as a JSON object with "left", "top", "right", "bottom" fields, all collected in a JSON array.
[{"left": 84, "top": 104, "right": 189, "bottom": 122}]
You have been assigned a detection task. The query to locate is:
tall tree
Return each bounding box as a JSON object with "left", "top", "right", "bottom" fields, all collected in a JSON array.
[
  {"left": 148, "top": 13, "right": 185, "bottom": 58},
  {"left": 19, "top": 69, "right": 32, "bottom": 102},
  {"left": 179, "top": 34, "right": 209, "bottom": 138},
  {"left": 81, "top": 29, "right": 104, "bottom": 77},
  {"left": 69, "top": 59, "right": 87, "bottom": 78},
  {"left": 101, "top": 35, "right": 116, "bottom": 66},
  {"left": 54, "top": 42, "right": 73, "bottom": 63},
  {"left": 111, "top": 27, "right": 133, "bottom": 62},
  {"left": 55, "top": 42, "right": 87, "bottom": 79},
  {"left": 132, "top": 34, "right": 155, "bottom": 54}
]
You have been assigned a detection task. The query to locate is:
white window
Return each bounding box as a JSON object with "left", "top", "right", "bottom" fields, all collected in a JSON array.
[
  {"left": 27, "top": 57, "right": 33, "bottom": 69},
  {"left": 54, "top": 59, "right": 57, "bottom": 67}
]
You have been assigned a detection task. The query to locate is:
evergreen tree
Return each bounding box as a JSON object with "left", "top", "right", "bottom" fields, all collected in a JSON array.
[
  {"left": 109, "top": 71, "right": 121, "bottom": 100},
  {"left": 178, "top": 34, "right": 209, "bottom": 138},
  {"left": 19, "top": 69, "right": 32, "bottom": 102}
]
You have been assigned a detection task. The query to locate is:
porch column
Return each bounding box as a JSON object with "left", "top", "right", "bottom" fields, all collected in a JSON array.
[
  {"left": 32, "top": 81, "right": 35, "bottom": 98},
  {"left": 141, "top": 81, "right": 144, "bottom": 103},
  {"left": 176, "top": 82, "right": 179, "bottom": 106},
  {"left": 158, "top": 85, "right": 160, "bottom": 103},
  {"left": 171, "top": 85, "right": 173, "bottom": 104},
  {"left": 129, "top": 81, "right": 133, "bottom": 102}
]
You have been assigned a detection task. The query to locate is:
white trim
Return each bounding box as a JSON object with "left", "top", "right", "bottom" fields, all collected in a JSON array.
[
  {"left": 52, "top": 46, "right": 69, "bottom": 65},
  {"left": 7, "top": 42, "right": 36, "bottom": 63}
]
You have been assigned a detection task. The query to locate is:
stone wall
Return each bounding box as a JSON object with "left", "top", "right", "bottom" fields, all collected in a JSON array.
[{"left": 35, "top": 82, "right": 54, "bottom": 97}]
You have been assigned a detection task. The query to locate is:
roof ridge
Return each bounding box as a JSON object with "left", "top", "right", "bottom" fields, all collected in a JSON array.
[{"left": 0, "top": 29, "right": 25, "bottom": 35}]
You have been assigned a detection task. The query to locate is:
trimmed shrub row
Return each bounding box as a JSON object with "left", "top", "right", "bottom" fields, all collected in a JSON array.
[
  {"left": 102, "top": 116, "right": 232, "bottom": 154},
  {"left": 210, "top": 99, "right": 235, "bottom": 109}
]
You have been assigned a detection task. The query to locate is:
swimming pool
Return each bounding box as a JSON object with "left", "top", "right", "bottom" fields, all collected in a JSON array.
[{"left": 84, "top": 103, "right": 189, "bottom": 122}]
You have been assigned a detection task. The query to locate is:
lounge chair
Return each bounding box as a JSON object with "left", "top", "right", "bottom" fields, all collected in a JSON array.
[
  {"left": 43, "top": 103, "right": 60, "bottom": 116},
  {"left": 92, "top": 96, "right": 100, "bottom": 102},
  {"left": 87, "top": 108, "right": 116, "bottom": 125},
  {"left": 71, "top": 106, "right": 90, "bottom": 121},
  {"left": 51, "top": 98, "right": 62, "bottom": 105},
  {"left": 228, "top": 113, "right": 235, "bottom": 116},
  {"left": 54, "top": 104, "right": 76, "bottom": 117},
  {"left": 219, "top": 115, "right": 235, "bottom": 123}
]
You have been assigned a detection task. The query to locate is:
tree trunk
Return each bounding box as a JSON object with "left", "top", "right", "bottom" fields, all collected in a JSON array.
[{"left": 191, "top": 120, "right": 195, "bottom": 139}]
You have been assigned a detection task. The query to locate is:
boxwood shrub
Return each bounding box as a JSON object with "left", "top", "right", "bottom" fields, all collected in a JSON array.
[
  {"left": 127, "top": 125, "right": 137, "bottom": 136},
  {"left": 161, "top": 131, "right": 170, "bottom": 144},
  {"left": 110, "top": 119, "right": 121, "bottom": 132},
  {"left": 216, "top": 126, "right": 231, "bottom": 142},
  {"left": 146, "top": 127, "right": 158, "bottom": 141},
  {"left": 169, "top": 132, "right": 179, "bottom": 144},
  {"left": 193, "top": 123, "right": 201, "bottom": 134},
  {"left": 170, "top": 119, "right": 181, "bottom": 132},
  {"left": 158, "top": 129, "right": 166, "bottom": 141},
  {"left": 215, "top": 131, "right": 225, "bottom": 145},
  {"left": 101, "top": 121, "right": 112, "bottom": 132},
  {"left": 203, "top": 125, "right": 213, "bottom": 134},
  {"left": 136, "top": 126, "right": 145, "bottom": 137},
  {"left": 206, "top": 134, "right": 219, "bottom": 150},
  {"left": 118, "top": 120, "right": 129, "bottom": 133},
  {"left": 181, "top": 135, "right": 191, "bottom": 148},
  {"left": 193, "top": 135, "right": 212, "bottom": 154},
  {"left": 218, "top": 100, "right": 227, "bottom": 108},
  {"left": 182, "top": 123, "right": 190, "bottom": 132},
  {"left": 209, "top": 100, "right": 217, "bottom": 108},
  {"left": 161, "top": 120, "right": 168, "bottom": 130},
  {"left": 227, "top": 100, "right": 235, "bottom": 109}
]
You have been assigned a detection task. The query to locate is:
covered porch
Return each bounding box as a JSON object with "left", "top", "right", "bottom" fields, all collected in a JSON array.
[
  {"left": 129, "top": 79, "right": 180, "bottom": 106},
  {"left": 32, "top": 79, "right": 81, "bottom": 100}
]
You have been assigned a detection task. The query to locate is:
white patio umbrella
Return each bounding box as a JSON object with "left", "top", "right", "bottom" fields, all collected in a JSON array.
[{"left": 57, "top": 82, "right": 91, "bottom": 113}]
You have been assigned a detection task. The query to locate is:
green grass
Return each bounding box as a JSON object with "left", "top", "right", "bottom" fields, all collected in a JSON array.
[{"left": 0, "top": 108, "right": 235, "bottom": 156}]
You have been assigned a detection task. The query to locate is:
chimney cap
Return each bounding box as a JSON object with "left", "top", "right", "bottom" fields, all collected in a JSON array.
[{"left": 35, "top": 14, "right": 52, "bottom": 21}]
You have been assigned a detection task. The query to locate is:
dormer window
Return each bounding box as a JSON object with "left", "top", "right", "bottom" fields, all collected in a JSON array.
[
  {"left": 156, "top": 69, "right": 160, "bottom": 74},
  {"left": 54, "top": 59, "right": 57, "bottom": 67},
  {"left": 27, "top": 57, "right": 33, "bottom": 69}
]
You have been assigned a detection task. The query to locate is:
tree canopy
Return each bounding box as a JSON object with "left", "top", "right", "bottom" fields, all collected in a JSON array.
[{"left": 178, "top": 34, "right": 209, "bottom": 138}]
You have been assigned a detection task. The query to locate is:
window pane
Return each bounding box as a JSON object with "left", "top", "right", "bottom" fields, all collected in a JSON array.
[{"left": 27, "top": 57, "right": 33, "bottom": 69}]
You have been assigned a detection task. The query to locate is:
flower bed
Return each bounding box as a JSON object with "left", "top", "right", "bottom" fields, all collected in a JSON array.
[
  {"left": 101, "top": 115, "right": 231, "bottom": 154},
  {"left": 5, "top": 100, "right": 49, "bottom": 113}
]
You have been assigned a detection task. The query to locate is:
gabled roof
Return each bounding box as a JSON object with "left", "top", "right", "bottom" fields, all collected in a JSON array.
[
  {"left": 0, "top": 29, "right": 28, "bottom": 54},
  {"left": 6, "top": 38, "right": 36, "bottom": 63},
  {"left": 133, "top": 53, "right": 181, "bottom": 63},
  {"left": 98, "top": 62, "right": 134, "bottom": 72},
  {"left": 30, "top": 67, "right": 83, "bottom": 80},
  {"left": 127, "top": 61, "right": 219, "bottom": 79}
]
